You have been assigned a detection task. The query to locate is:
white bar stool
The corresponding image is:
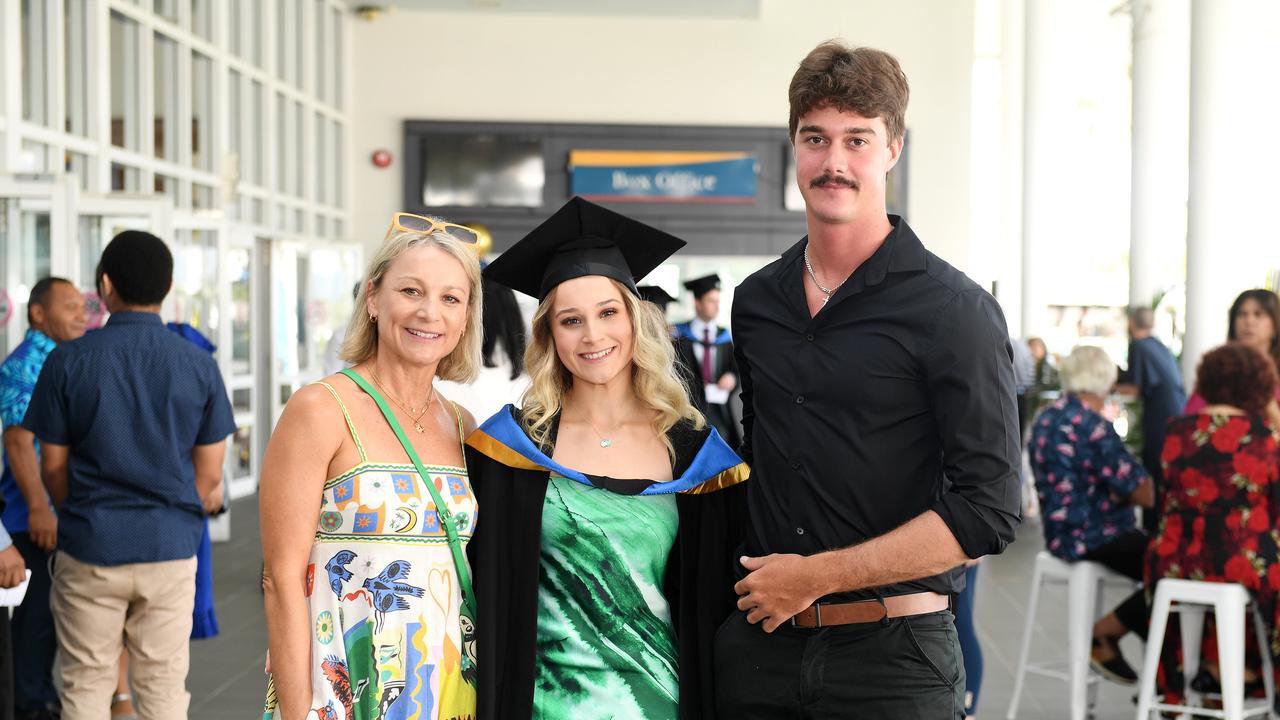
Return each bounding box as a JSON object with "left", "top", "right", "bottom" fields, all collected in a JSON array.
[
  {"left": 1135, "top": 578, "right": 1275, "bottom": 720},
  {"left": 1007, "top": 550, "right": 1140, "bottom": 720}
]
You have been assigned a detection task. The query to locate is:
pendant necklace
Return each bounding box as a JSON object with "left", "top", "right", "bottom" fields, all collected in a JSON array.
[
  {"left": 804, "top": 245, "right": 846, "bottom": 306},
  {"left": 370, "top": 370, "right": 434, "bottom": 433},
  {"left": 584, "top": 417, "right": 617, "bottom": 448}
]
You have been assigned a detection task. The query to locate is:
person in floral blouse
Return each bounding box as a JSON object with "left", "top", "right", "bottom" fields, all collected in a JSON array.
[
  {"left": 1029, "top": 345, "right": 1155, "bottom": 684},
  {"left": 1146, "top": 342, "right": 1280, "bottom": 706}
]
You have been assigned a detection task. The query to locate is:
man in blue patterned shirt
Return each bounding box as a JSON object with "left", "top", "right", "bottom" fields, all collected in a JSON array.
[
  {"left": 25, "top": 232, "right": 234, "bottom": 719},
  {"left": 0, "top": 277, "right": 85, "bottom": 719}
]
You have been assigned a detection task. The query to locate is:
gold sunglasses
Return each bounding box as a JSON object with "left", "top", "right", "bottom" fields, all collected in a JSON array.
[{"left": 384, "top": 212, "right": 479, "bottom": 244}]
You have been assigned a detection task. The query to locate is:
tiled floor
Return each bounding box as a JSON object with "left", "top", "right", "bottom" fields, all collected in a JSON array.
[{"left": 190, "top": 497, "right": 1151, "bottom": 719}]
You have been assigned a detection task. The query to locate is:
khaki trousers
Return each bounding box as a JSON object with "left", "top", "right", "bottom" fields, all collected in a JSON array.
[{"left": 51, "top": 551, "right": 196, "bottom": 720}]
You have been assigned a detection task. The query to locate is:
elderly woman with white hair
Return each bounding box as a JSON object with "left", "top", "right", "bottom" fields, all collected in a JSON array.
[{"left": 1029, "top": 345, "right": 1156, "bottom": 686}]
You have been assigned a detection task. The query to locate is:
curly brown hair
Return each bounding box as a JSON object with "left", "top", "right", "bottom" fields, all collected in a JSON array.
[
  {"left": 1196, "top": 342, "right": 1279, "bottom": 415},
  {"left": 788, "top": 42, "right": 909, "bottom": 143}
]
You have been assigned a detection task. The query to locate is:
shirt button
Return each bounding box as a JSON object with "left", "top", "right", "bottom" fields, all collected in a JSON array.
[
  {"left": 805, "top": 333, "right": 815, "bottom": 342},
  {"left": 790, "top": 461, "right": 800, "bottom": 470},
  {"left": 796, "top": 527, "right": 805, "bottom": 535},
  {"left": 795, "top": 395, "right": 804, "bottom": 404}
]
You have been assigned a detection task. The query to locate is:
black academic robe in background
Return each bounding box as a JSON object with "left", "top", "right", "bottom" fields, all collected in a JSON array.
[{"left": 464, "top": 412, "right": 747, "bottom": 719}]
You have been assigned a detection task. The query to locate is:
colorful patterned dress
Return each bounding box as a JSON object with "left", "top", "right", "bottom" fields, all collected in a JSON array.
[
  {"left": 1146, "top": 413, "right": 1280, "bottom": 701},
  {"left": 264, "top": 383, "right": 477, "bottom": 720},
  {"left": 533, "top": 475, "right": 679, "bottom": 719}
]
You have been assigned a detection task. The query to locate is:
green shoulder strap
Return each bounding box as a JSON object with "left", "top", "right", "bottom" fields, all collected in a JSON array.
[{"left": 339, "top": 368, "right": 477, "bottom": 615}]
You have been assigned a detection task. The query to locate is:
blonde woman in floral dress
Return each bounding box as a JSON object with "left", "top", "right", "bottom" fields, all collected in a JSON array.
[{"left": 261, "top": 215, "right": 483, "bottom": 720}]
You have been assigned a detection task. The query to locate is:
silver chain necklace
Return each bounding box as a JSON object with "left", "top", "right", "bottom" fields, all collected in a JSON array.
[{"left": 804, "top": 245, "right": 845, "bottom": 305}]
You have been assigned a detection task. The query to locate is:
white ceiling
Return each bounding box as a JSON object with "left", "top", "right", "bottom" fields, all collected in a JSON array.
[{"left": 353, "top": 0, "right": 760, "bottom": 19}]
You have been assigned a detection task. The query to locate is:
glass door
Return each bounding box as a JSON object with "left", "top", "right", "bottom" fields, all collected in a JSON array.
[
  {"left": 72, "top": 195, "right": 168, "bottom": 329},
  {"left": 0, "top": 177, "right": 69, "bottom": 355},
  {"left": 225, "top": 230, "right": 259, "bottom": 499}
]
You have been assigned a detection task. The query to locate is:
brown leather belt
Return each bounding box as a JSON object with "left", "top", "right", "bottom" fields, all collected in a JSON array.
[{"left": 790, "top": 591, "right": 951, "bottom": 628}]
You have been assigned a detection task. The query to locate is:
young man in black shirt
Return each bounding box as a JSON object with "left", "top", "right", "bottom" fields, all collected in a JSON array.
[{"left": 714, "top": 42, "right": 1022, "bottom": 718}]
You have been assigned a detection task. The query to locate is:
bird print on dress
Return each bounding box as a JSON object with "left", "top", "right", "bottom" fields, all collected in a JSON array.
[
  {"left": 362, "top": 560, "right": 426, "bottom": 633},
  {"left": 326, "top": 550, "right": 357, "bottom": 598}
]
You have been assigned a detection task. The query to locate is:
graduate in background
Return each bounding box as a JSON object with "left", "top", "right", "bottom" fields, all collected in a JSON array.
[
  {"left": 467, "top": 197, "right": 747, "bottom": 720},
  {"left": 639, "top": 285, "right": 706, "bottom": 417},
  {"left": 673, "top": 274, "right": 739, "bottom": 447}
]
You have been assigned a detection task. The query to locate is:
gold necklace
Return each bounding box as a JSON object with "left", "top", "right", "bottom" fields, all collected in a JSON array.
[{"left": 369, "top": 370, "right": 434, "bottom": 433}]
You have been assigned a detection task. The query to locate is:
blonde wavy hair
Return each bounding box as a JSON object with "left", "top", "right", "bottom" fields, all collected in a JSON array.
[
  {"left": 341, "top": 230, "right": 483, "bottom": 383},
  {"left": 521, "top": 279, "right": 704, "bottom": 460}
]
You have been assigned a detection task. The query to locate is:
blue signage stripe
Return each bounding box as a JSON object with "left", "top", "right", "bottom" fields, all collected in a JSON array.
[{"left": 571, "top": 156, "right": 758, "bottom": 200}]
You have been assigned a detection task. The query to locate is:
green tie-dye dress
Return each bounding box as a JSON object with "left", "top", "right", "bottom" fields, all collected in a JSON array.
[{"left": 533, "top": 475, "right": 679, "bottom": 719}]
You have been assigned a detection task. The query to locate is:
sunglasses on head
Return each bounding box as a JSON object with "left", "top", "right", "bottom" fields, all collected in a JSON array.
[{"left": 385, "top": 212, "right": 479, "bottom": 244}]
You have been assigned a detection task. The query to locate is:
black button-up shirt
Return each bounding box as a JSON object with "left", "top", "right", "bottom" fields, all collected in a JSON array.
[{"left": 732, "top": 217, "right": 1021, "bottom": 600}]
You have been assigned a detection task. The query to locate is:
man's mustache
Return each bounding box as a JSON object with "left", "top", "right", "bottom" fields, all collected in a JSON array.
[{"left": 810, "top": 174, "right": 858, "bottom": 190}]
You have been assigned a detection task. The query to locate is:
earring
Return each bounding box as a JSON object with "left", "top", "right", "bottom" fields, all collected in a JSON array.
[{"left": 369, "top": 314, "right": 377, "bottom": 324}]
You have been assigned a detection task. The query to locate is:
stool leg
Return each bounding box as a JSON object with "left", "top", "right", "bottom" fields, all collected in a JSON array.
[
  {"left": 1068, "top": 565, "right": 1099, "bottom": 720},
  {"left": 1088, "top": 579, "right": 1107, "bottom": 713},
  {"left": 1137, "top": 586, "right": 1173, "bottom": 720},
  {"left": 1006, "top": 563, "right": 1047, "bottom": 719},
  {"left": 1217, "top": 596, "right": 1247, "bottom": 720},
  {"left": 1250, "top": 606, "right": 1274, "bottom": 717},
  {"left": 1181, "top": 606, "right": 1206, "bottom": 719}
]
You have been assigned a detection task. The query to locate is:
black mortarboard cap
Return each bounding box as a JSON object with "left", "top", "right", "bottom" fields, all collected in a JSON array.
[
  {"left": 482, "top": 197, "right": 685, "bottom": 300},
  {"left": 683, "top": 273, "right": 721, "bottom": 298},
  {"left": 637, "top": 285, "right": 676, "bottom": 311}
]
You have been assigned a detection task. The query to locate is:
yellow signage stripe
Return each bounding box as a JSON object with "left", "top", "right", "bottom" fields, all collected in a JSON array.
[{"left": 569, "top": 150, "right": 750, "bottom": 167}]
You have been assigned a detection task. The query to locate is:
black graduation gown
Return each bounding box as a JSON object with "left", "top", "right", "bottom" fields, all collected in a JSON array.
[{"left": 464, "top": 410, "right": 747, "bottom": 719}]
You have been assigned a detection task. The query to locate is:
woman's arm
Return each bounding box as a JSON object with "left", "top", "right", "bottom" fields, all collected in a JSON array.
[{"left": 260, "top": 385, "right": 345, "bottom": 720}]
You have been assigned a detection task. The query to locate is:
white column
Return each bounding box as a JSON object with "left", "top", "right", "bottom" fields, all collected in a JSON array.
[
  {"left": 1020, "top": 0, "right": 1073, "bottom": 337},
  {"left": 1129, "top": 0, "right": 1189, "bottom": 310},
  {"left": 1183, "top": 0, "right": 1280, "bottom": 386}
]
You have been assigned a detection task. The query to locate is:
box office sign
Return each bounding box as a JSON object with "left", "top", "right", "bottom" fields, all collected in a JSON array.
[{"left": 569, "top": 150, "right": 758, "bottom": 203}]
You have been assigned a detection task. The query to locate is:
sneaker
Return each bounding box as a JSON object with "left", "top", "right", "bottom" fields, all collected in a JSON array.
[{"left": 1091, "top": 636, "right": 1139, "bottom": 685}]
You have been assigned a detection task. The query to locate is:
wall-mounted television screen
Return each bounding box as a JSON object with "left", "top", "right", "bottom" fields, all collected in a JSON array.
[{"left": 421, "top": 133, "right": 545, "bottom": 208}]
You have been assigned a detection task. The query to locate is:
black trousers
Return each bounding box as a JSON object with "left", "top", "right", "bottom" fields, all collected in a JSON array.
[
  {"left": 1081, "top": 529, "right": 1151, "bottom": 639},
  {"left": 714, "top": 609, "right": 965, "bottom": 719},
  {"left": 9, "top": 534, "right": 57, "bottom": 712}
]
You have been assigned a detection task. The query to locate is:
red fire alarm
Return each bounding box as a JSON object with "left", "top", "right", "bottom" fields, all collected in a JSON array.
[{"left": 371, "top": 149, "right": 393, "bottom": 168}]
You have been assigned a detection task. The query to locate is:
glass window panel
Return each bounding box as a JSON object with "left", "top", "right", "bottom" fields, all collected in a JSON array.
[
  {"left": 171, "top": 229, "right": 220, "bottom": 337},
  {"left": 66, "top": 152, "right": 90, "bottom": 189},
  {"left": 315, "top": 113, "right": 327, "bottom": 204},
  {"left": 315, "top": 0, "right": 326, "bottom": 103},
  {"left": 153, "top": 33, "right": 179, "bottom": 160},
  {"left": 110, "top": 163, "right": 139, "bottom": 192},
  {"left": 110, "top": 12, "right": 139, "bottom": 150},
  {"left": 295, "top": 253, "right": 309, "bottom": 370},
  {"left": 228, "top": 0, "right": 241, "bottom": 56},
  {"left": 252, "top": 198, "right": 266, "bottom": 225},
  {"left": 275, "top": 94, "right": 287, "bottom": 193},
  {"left": 250, "top": 81, "right": 264, "bottom": 184},
  {"left": 193, "top": 183, "right": 215, "bottom": 209},
  {"left": 294, "top": 101, "right": 304, "bottom": 198},
  {"left": 249, "top": 1, "right": 262, "bottom": 66},
  {"left": 316, "top": 215, "right": 327, "bottom": 238},
  {"left": 229, "top": 247, "right": 251, "bottom": 373},
  {"left": 335, "top": 123, "right": 344, "bottom": 207},
  {"left": 228, "top": 70, "right": 242, "bottom": 180},
  {"left": 64, "top": 0, "right": 89, "bottom": 136},
  {"left": 153, "top": 0, "right": 179, "bottom": 24},
  {"left": 20, "top": 0, "right": 49, "bottom": 126},
  {"left": 19, "top": 140, "right": 49, "bottom": 173},
  {"left": 276, "top": 0, "right": 288, "bottom": 81},
  {"left": 232, "top": 388, "right": 251, "bottom": 413},
  {"left": 333, "top": 7, "right": 343, "bottom": 109},
  {"left": 230, "top": 425, "right": 253, "bottom": 478},
  {"left": 293, "top": 208, "right": 304, "bottom": 233},
  {"left": 294, "top": 0, "right": 304, "bottom": 90},
  {"left": 154, "top": 174, "right": 179, "bottom": 206},
  {"left": 190, "top": 0, "right": 212, "bottom": 40},
  {"left": 192, "top": 52, "right": 214, "bottom": 170}
]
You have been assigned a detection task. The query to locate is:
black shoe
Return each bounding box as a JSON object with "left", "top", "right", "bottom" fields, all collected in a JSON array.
[{"left": 1091, "top": 636, "right": 1139, "bottom": 685}]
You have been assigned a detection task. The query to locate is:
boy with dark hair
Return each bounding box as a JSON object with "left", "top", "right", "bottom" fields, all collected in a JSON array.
[
  {"left": 717, "top": 42, "right": 1021, "bottom": 717},
  {"left": 24, "top": 231, "right": 235, "bottom": 719}
]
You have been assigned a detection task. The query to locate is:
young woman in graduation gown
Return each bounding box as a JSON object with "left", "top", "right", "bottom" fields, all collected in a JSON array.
[{"left": 464, "top": 198, "right": 748, "bottom": 720}]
